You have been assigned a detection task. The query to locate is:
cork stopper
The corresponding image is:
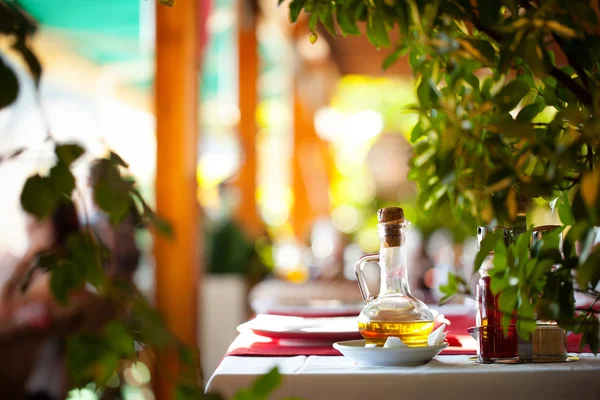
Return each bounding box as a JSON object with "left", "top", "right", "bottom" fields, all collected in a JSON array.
[
  {"left": 377, "top": 207, "right": 404, "bottom": 224},
  {"left": 377, "top": 207, "right": 405, "bottom": 248}
]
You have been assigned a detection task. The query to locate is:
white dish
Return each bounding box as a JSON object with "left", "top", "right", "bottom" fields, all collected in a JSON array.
[
  {"left": 238, "top": 314, "right": 362, "bottom": 341},
  {"left": 251, "top": 299, "right": 363, "bottom": 317},
  {"left": 333, "top": 340, "right": 448, "bottom": 366}
]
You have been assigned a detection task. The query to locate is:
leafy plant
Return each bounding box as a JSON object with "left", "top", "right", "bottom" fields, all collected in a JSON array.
[
  {"left": 287, "top": 0, "right": 600, "bottom": 351},
  {"left": 0, "top": 1, "right": 211, "bottom": 398}
]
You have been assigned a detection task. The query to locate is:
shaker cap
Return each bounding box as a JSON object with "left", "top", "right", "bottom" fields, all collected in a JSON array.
[
  {"left": 532, "top": 225, "right": 563, "bottom": 255},
  {"left": 377, "top": 207, "right": 404, "bottom": 224},
  {"left": 531, "top": 225, "right": 561, "bottom": 242},
  {"left": 477, "top": 226, "right": 512, "bottom": 252}
]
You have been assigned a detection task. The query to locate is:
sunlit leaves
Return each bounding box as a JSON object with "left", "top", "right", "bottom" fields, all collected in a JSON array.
[
  {"left": 281, "top": 0, "right": 600, "bottom": 350},
  {"left": 494, "top": 80, "right": 530, "bottom": 113}
]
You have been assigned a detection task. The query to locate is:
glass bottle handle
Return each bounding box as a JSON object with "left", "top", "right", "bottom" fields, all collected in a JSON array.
[{"left": 354, "top": 254, "right": 379, "bottom": 303}]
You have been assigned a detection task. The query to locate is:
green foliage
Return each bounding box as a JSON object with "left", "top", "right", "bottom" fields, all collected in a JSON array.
[
  {"left": 287, "top": 0, "right": 600, "bottom": 348},
  {"left": 438, "top": 272, "right": 469, "bottom": 304},
  {"left": 0, "top": 56, "right": 18, "bottom": 108}
]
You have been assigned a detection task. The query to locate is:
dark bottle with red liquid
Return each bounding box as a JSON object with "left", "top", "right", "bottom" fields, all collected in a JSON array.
[{"left": 475, "top": 227, "right": 518, "bottom": 362}]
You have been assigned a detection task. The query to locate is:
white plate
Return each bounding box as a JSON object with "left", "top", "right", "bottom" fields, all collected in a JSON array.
[
  {"left": 238, "top": 315, "right": 362, "bottom": 341},
  {"left": 333, "top": 340, "right": 448, "bottom": 366},
  {"left": 251, "top": 300, "right": 363, "bottom": 317}
]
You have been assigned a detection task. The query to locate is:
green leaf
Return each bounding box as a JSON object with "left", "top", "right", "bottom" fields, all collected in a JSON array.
[
  {"left": 494, "top": 79, "right": 530, "bottom": 112},
  {"left": 20, "top": 174, "right": 59, "bottom": 219},
  {"left": 412, "top": 146, "right": 435, "bottom": 167},
  {"left": 0, "top": 56, "right": 19, "bottom": 109},
  {"left": 499, "top": 287, "right": 518, "bottom": 336},
  {"left": 488, "top": 119, "right": 535, "bottom": 138},
  {"left": 439, "top": 273, "right": 459, "bottom": 304},
  {"left": 55, "top": 143, "right": 85, "bottom": 167},
  {"left": 319, "top": 10, "right": 336, "bottom": 36},
  {"left": 289, "top": 0, "right": 305, "bottom": 23},
  {"left": 514, "top": 231, "right": 530, "bottom": 266},
  {"left": 557, "top": 191, "right": 574, "bottom": 225},
  {"left": 67, "top": 234, "right": 106, "bottom": 288},
  {"left": 516, "top": 102, "right": 543, "bottom": 122},
  {"left": 105, "top": 322, "right": 135, "bottom": 357},
  {"left": 479, "top": 0, "right": 502, "bottom": 28},
  {"left": 383, "top": 47, "right": 403, "bottom": 70},
  {"left": 521, "top": 35, "right": 550, "bottom": 78},
  {"left": 252, "top": 367, "right": 282, "bottom": 398},
  {"left": 417, "top": 78, "right": 439, "bottom": 106},
  {"left": 410, "top": 123, "right": 425, "bottom": 142},
  {"left": 50, "top": 260, "right": 84, "bottom": 304},
  {"left": 463, "top": 39, "right": 496, "bottom": 63},
  {"left": 158, "top": 0, "right": 175, "bottom": 6},
  {"left": 49, "top": 162, "right": 75, "bottom": 197},
  {"left": 475, "top": 229, "right": 505, "bottom": 270},
  {"left": 516, "top": 294, "right": 536, "bottom": 340},
  {"left": 337, "top": 6, "right": 360, "bottom": 36},
  {"left": 372, "top": 11, "right": 390, "bottom": 47},
  {"left": 109, "top": 151, "right": 129, "bottom": 168},
  {"left": 94, "top": 175, "right": 133, "bottom": 224},
  {"left": 543, "top": 85, "right": 559, "bottom": 106},
  {"left": 179, "top": 346, "right": 197, "bottom": 366}
]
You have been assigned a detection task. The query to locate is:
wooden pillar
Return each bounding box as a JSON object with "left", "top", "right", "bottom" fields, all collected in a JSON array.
[
  {"left": 234, "top": 0, "right": 261, "bottom": 237},
  {"left": 291, "top": 91, "right": 330, "bottom": 241},
  {"left": 155, "top": 0, "right": 200, "bottom": 398}
]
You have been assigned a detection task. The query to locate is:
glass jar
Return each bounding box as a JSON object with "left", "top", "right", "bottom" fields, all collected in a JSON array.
[
  {"left": 355, "top": 207, "right": 434, "bottom": 346},
  {"left": 475, "top": 226, "right": 518, "bottom": 362}
]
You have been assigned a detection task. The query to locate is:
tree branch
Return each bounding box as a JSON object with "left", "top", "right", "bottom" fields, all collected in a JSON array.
[
  {"left": 552, "top": 33, "right": 590, "bottom": 91},
  {"left": 471, "top": 16, "right": 593, "bottom": 106}
]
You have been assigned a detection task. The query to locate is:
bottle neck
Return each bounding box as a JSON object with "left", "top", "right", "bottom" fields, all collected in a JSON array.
[{"left": 379, "top": 245, "right": 411, "bottom": 296}]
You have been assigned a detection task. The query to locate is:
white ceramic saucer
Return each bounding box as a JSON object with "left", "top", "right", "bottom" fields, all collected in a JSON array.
[{"left": 333, "top": 340, "right": 448, "bottom": 367}]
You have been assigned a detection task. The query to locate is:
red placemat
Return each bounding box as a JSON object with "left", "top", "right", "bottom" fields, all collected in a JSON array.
[
  {"left": 227, "top": 313, "right": 589, "bottom": 358},
  {"left": 225, "top": 332, "right": 478, "bottom": 357}
]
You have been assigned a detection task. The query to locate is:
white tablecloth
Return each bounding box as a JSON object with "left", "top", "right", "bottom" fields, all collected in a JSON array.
[{"left": 206, "top": 354, "right": 600, "bottom": 400}]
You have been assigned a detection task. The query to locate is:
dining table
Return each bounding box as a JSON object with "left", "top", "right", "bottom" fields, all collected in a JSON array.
[{"left": 205, "top": 311, "right": 600, "bottom": 400}]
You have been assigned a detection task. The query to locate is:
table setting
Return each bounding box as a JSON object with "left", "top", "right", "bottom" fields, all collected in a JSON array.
[{"left": 207, "top": 207, "right": 600, "bottom": 399}]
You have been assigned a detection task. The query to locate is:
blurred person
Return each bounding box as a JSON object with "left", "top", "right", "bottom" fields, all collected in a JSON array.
[
  {"left": 0, "top": 200, "right": 100, "bottom": 400},
  {"left": 88, "top": 160, "right": 141, "bottom": 283},
  {"left": 424, "top": 229, "right": 456, "bottom": 303}
]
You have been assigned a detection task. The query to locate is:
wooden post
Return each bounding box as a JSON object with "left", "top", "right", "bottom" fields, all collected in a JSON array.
[
  {"left": 291, "top": 91, "right": 330, "bottom": 241},
  {"left": 235, "top": 0, "right": 261, "bottom": 237},
  {"left": 155, "top": 0, "right": 200, "bottom": 398}
]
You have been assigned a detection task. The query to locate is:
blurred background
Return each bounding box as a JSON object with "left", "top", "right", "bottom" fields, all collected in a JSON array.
[{"left": 0, "top": 0, "right": 563, "bottom": 393}]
